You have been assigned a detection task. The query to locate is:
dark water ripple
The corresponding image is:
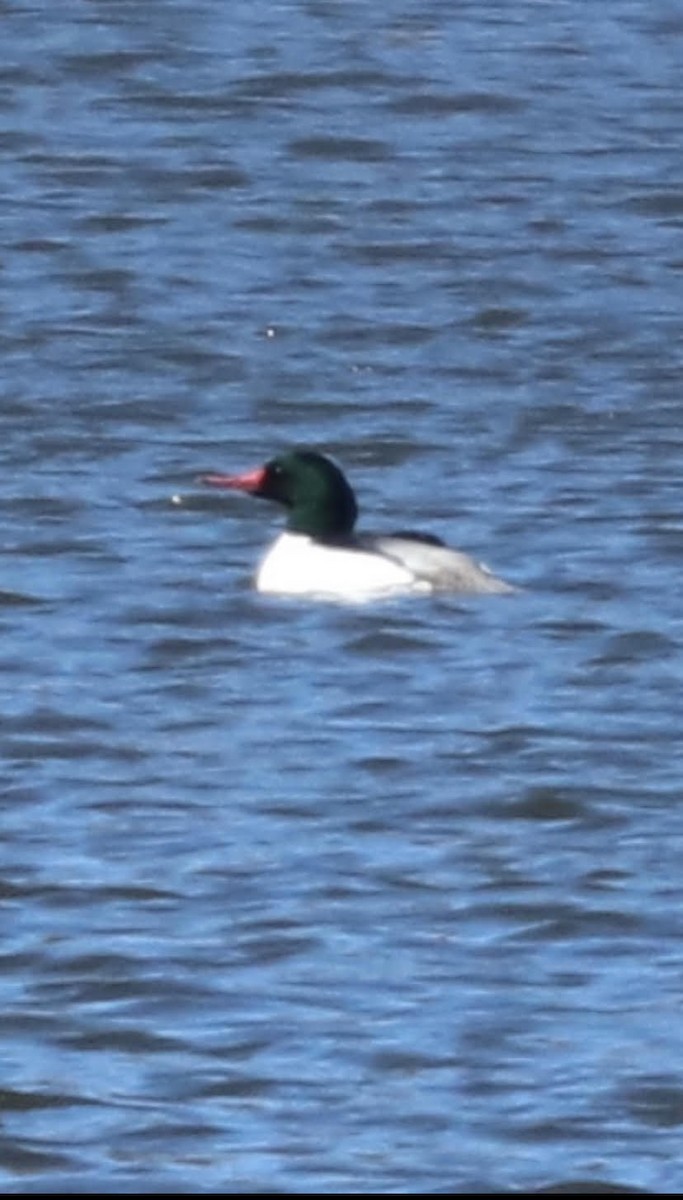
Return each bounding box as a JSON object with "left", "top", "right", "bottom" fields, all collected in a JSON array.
[{"left": 1, "top": 0, "right": 683, "bottom": 1194}]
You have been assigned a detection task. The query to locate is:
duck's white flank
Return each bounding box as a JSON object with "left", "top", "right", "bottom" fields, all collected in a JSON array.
[
  {"left": 255, "top": 531, "right": 515, "bottom": 600},
  {"left": 255, "top": 532, "right": 430, "bottom": 600}
]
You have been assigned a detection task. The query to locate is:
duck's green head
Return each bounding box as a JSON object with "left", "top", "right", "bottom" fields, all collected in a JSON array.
[{"left": 202, "top": 449, "right": 358, "bottom": 539}]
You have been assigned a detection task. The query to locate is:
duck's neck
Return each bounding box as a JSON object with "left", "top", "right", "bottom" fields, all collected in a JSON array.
[{"left": 285, "top": 492, "right": 357, "bottom": 540}]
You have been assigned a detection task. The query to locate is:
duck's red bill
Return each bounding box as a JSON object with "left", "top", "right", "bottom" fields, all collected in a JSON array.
[{"left": 200, "top": 466, "right": 267, "bottom": 492}]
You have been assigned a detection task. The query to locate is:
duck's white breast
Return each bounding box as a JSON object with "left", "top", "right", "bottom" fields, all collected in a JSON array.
[{"left": 255, "top": 532, "right": 428, "bottom": 600}]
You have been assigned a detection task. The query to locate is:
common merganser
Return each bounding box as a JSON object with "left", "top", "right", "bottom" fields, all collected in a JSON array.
[{"left": 201, "top": 449, "right": 516, "bottom": 601}]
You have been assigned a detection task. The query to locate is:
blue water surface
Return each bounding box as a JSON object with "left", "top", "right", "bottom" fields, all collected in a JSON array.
[{"left": 1, "top": 0, "right": 682, "bottom": 1192}]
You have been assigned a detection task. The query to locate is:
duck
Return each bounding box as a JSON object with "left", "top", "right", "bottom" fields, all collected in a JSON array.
[{"left": 200, "top": 448, "right": 517, "bottom": 601}]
